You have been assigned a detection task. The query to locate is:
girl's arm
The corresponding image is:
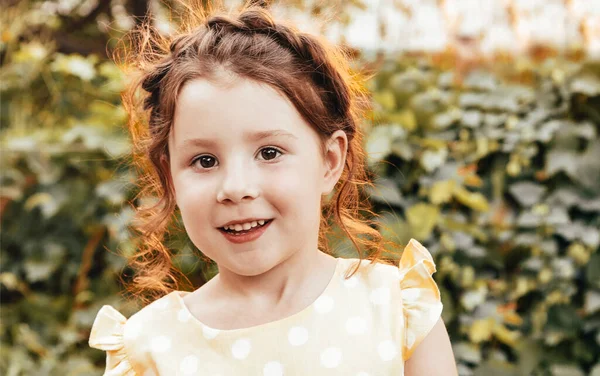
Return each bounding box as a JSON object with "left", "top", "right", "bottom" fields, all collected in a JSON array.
[{"left": 404, "top": 317, "right": 458, "bottom": 376}]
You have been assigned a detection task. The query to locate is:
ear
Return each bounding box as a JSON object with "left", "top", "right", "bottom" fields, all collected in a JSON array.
[{"left": 321, "top": 129, "right": 348, "bottom": 195}]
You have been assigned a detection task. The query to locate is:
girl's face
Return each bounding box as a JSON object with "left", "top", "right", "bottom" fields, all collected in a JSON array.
[{"left": 168, "top": 77, "right": 345, "bottom": 276}]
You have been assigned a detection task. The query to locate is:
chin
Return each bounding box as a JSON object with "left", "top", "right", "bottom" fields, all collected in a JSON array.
[{"left": 226, "top": 253, "right": 284, "bottom": 277}]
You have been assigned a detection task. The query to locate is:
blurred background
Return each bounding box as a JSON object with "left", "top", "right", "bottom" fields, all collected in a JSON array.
[{"left": 1, "top": 0, "right": 599, "bottom": 375}]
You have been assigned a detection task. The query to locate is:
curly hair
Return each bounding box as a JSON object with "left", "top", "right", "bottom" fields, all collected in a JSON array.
[{"left": 116, "top": 1, "right": 393, "bottom": 305}]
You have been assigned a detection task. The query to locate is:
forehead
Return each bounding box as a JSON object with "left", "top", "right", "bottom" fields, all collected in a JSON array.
[{"left": 171, "top": 78, "right": 315, "bottom": 143}]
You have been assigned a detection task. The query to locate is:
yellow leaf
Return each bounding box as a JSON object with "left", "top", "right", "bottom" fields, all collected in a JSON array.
[
  {"left": 503, "top": 311, "right": 524, "bottom": 326},
  {"left": 464, "top": 174, "right": 483, "bottom": 188},
  {"left": 419, "top": 138, "right": 447, "bottom": 150},
  {"left": 430, "top": 180, "right": 455, "bottom": 204},
  {"left": 568, "top": 243, "right": 590, "bottom": 265},
  {"left": 406, "top": 203, "right": 440, "bottom": 240},
  {"left": 387, "top": 109, "right": 417, "bottom": 132},
  {"left": 538, "top": 268, "right": 553, "bottom": 284},
  {"left": 460, "top": 266, "right": 475, "bottom": 287},
  {"left": 452, "top": 186, "right": 490, "bottom": 212},
  {"left": 469, "top": 318, "right": 494, "bottom": 344},
  {"left": 493, "top": 322, "right": 521, "bottom": 347},
  {"left": 373, "top": 90, "right": 396, "bottom": 111},
  {"left": 24, "top": 192, "right": 53, "bottom": 211}
]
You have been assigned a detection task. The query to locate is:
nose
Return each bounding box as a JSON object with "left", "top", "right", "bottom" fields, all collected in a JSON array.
[{"left": 216, "top": 159, "right": 260, "bottom": 204}]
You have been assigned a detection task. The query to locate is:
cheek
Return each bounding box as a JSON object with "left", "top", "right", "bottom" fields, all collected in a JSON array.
[
  {"left": 264, "top": 160, "right": 323, "bottom": 217},
  {"left": 173, "top": 175, "right": 213, "bottom": 226}
]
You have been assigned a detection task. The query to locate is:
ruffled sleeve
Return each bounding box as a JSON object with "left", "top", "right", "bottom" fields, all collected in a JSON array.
[
  {"left": 89, "top": 305, "right": 137, "bottom": 376},
  {"left": 399, "top": 239, "right": 444, "bottom": 361}
]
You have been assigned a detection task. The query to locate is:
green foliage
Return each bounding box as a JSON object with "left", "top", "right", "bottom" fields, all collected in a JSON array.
[
  {"left": 1, "top": 45, "right": 136, "bottom": 376},
  {"left": 367, "top": 58, "right": 600, "bottom": 374}
]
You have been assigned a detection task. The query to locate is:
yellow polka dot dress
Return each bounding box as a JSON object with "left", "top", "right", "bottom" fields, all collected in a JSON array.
[{"left": 89, "top": 239, "right": 443, "bottom": 375}]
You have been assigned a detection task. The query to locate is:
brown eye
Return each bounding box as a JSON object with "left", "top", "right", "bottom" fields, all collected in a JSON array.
[
  {"left": 259, "top": 147, "right": 281, "bottom": 161},
  {"left": 195, "top": 155, "right": 217, "bottom": 168}
]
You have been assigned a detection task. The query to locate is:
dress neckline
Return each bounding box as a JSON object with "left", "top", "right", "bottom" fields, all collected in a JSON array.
[{"left": 172, "top": 257, "right": 343, "bottom": 335}]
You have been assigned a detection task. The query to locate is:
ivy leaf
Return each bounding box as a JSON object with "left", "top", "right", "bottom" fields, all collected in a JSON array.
[
  {"left": 571, "top": 140, "right": 600, "bottom": 190},
  {"left": 549, "top": 364, "right": 585, "bottom": 376},
  {"left": 570, "top": 73, "right": 600, "bottom": 96},
  {"left": 420, "top": 148, "right": 448, "bottom": 173},
  {"left": 462, "top": 110, "right": 483, "bottom": 128},
  {"left": 474, "top": 359, "right": 519, "bottom": 376},
  {"left": 24, "top": 192, "right": 59, "bottom": 219},
  {"left": 547, "top": 304, "right": 582, "bottom": 335},
  {"left": 365, "top": 124, "right": 406, "bottom": 165},
  {"left": 453, "top": 186, "right": 490, "bottom": 212},
  {"left": 406, "top": 203, "right": 440, "bottom": 240},
  {"left": 368, "top": 178, "right": 403, "bottom": 207},
  {"left": 586, "top": 254, "right": 600, "bottom": 289},
  {"left": 429, "top": 180, "right": 455, "bottom": 205},
  {"left": 546, "top": 149, "right": 578, "bottom": 176},
  {"left": 509, "top": 182, "right": 546, "bottom": 207},
  {"left": 377, "top": 212, "right": 411, "bottom": 246},
  {"left": 585, "top": 291, "right": 600, "bottom": 315},
  {"left": 453, "top": 342, "right": 482, "bottom": 365}
]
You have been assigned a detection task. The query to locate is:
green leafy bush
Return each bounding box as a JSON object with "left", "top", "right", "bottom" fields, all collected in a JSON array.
[{"left": 366, "top": 59, "right": 600, "bottom": 375}]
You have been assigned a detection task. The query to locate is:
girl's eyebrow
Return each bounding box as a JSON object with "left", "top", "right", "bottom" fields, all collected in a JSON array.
[
  {"left": 248, "top": 130, "right": 298, "bottom": 142},
  {"left": 181, "top": 130, "right": 298, "bottom": 148}
]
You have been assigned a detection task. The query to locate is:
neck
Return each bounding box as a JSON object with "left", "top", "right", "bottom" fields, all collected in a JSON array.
[{"left": 214, "top": 248, "right": 337, "bottom": 309}]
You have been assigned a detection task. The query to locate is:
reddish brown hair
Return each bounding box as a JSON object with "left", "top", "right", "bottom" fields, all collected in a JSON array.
[{"left": 117, "top": 2, "right": 393, "bottom": 304}]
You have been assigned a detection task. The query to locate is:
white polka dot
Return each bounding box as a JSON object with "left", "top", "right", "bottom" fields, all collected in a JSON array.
[
  {"left": 177, "top": 309, "right": 192, "bottom": 322},
  {"left": 231, "top": 338, "right": 252, "bottom": 359},
  {"left": 151, "top": 336, "right": 172, "bottom": 353},
  {"left": 345, "top": 316, "right": 367, "bottom": 335},
  {"left": 401, "top": 287, "right": 422, "bottom": 301},
  {"left": 263, "top": 361, "right": 284, "bottom": 376},
  {"left": 320, "top": 347, "right": 342, "bottom": 368},
  {"left": 202, "top": 325, "right": 220, "bottom": 339},
  {"left": 370, "top": 287, "right": 391, "bottom": 305},
  {"left": 314, "top": 295, "right": 334, "bottom": 314},
  {"left": 179, "top": 355, "right": 199, "bottom": 374},
  {"left": 406, "top": 332, "right": 416, "bottom": 349},
  {"left": 378, "top": 339, "right": 398, "bottom": 361},
  {"left": 343, "top": 276, "right": 359, "bottom": 288},
  {"left": 124, "top": 319, "right": 142, "bottom": 340},
  {"left": 288, "top": 326, "right": 308, "bottom": 346}
]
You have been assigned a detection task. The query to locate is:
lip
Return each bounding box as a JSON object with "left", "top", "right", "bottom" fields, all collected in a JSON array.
[
  {"left": 218, "top": 219, "right": 273, "bottom": 244},
  {"left": 219, "top": 218, "right": 271, "bottom": 228}
]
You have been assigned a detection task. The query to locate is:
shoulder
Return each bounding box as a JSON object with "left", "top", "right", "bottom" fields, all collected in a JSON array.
[
  {"left": 124, "top": 291, "right": 192, "bottom": 350},
  {"left": 88, "top": 291, "right": 185, "bottom": 375},
  {"left": 337, "top": 240, "right": 443, "bottom": 360},
  {"left": 338, "top": 254, "right": 401, "bottom": 290}
]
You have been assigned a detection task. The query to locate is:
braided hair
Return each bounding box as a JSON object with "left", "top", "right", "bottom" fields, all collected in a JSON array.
[{"left": 118, "top": 3, "right": 387, "bottom": 304}]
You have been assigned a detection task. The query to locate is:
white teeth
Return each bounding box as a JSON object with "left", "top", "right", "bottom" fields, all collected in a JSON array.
[{"left": 223, "top": 220, "right": 269, "bottom": 232}]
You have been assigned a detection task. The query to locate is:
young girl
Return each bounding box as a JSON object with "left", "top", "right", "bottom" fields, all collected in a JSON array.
[{"left": 89, "top": 3, "right": 456, "bottom": 375}]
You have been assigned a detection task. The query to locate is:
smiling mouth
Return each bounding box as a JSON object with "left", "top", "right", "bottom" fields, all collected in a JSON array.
[{"left": 218, "top": 219, "right": 273, "bottom": 235}]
